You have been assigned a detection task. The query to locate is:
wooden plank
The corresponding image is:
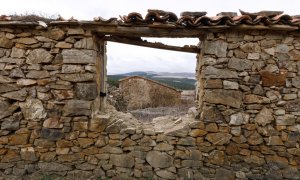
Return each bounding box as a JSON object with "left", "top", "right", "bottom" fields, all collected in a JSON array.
[{"left": 104, "top": 36, "right": 199, "bottom": 53}]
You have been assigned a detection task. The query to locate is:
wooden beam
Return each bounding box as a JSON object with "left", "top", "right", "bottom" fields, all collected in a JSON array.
[{"left": 103, "top": 36, "right": 199, "bottom": 53}]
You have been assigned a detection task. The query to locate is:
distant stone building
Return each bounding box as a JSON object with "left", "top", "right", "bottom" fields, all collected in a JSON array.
[{"left": 119, "top": 76, "right": 182, "bottom": 110}]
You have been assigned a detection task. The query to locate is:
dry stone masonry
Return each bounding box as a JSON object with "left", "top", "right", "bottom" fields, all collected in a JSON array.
[{"left": 0, "top": 11, "right": 300, "bottom": 179}]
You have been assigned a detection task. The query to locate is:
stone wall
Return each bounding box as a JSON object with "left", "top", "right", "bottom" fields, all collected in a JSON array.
[
  {"left": 1, "top": 25, "right": 300, "bottom": 180},
  {"left": 119, "top": 76, "right": 182, "bottom": 110},
  {"left": 197, "top": 30, "right": 300, "bottom": 179}
]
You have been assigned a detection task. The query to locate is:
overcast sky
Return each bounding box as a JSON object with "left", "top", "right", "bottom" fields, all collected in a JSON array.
[{"left": 1, "top": 0, "right": 299, "bottom": 74}]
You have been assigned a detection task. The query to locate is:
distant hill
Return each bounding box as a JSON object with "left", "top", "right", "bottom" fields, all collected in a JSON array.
[{"left": 108, "top": 71, "right": 196, "bottom": 90}]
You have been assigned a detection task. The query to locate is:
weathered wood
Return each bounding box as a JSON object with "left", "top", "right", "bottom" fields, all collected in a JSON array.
[{"left": 104, "top": 36, "right": 199, "bottom": 53}]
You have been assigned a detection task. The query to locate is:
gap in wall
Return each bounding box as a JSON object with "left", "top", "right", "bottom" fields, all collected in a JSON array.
[{"left": 106, "top": 38, "right": 198, "bottom": 123}]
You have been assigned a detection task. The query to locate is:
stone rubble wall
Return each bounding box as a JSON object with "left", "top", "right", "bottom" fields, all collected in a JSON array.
[
  {"left": 198, "top": 30, "right": 300, "bottom": 179},
  {"left": 1, "top": 25, "right": 300, "bottom": 180}
]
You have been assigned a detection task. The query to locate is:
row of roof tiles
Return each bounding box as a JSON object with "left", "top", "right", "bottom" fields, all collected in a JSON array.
[
  {"left": 0, "top": 10, "right": 300, "bottom": 27},
  {"left": 119, "top": 10, "right": 300, "bottom": 27}
]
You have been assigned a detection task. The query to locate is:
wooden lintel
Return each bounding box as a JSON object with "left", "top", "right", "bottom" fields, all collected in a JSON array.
[{"left": 103, "top": 36, "right": 199, "bottom": 53}]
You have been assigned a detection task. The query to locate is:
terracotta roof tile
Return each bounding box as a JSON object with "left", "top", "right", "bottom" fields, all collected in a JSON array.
[{"left": 119, "top": 10, "right": 300, "bottom": 27}]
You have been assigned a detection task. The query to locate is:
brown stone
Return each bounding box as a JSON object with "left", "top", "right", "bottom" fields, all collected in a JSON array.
[
  {"left": 34, "top": 139, "right": 55, "bottom": 148},
  {"left": 26, "top": 49, "right": 53, "bottom": 64},
  {"left": 225, "top": 143, "right": 239, "bottom": 155},
  {"left": 0, "top": 37, "right": 13, "bottom": 48},
  {"left": 244, "top": 94, "right": 270, "bottom": 104},
  {"left": 260, "top": 70, "right": 287, "bottom": 87},
  {"left": 267, "top": 136, "right": 284, "bottom": 146},
  {"left": 1, "top": 150, "right": 20, "bottom": 162},
  {"left": 289, "top": 50, "right": 300, "bottom": 61},
  {"left": 55, "top": 42, "right": 72, "bottom": 48},
  {"left": 255, "top": 107, "right": 274, "bottom": 126},
  {"left": 244, "top": 155, "right": 265, "bottom": 165},
  {"left": 9, "top": 133, "right": 29, "bottom": 145},
  {"left": 285, "top": 99, "right": 300, "bottom": 112},
  {"left": 205, "top": 79, "right": 223, "bottom": 89},
  {"left": 56, "top": 140, "right": 73, "bottom": 147},
  {"left": 73, "top": 122, "right": 88, "bottom": 131},
  {"left": 266, "top": 155, "right": 288, "bottom": 168},
  {"left": 63, "top": 100, "right": 92, "bottom": 116},
  {"left": 247, "top": 131, "right": 263, "bottom": 145},
  {"left": 110, "top": 154, "right": 135, "bottom": 168},
  {"left": 189, "top": 129, "right": 207, "bottom": 137},
  {"left": 78, "top": 138, "right": 94, "bottom": 148},
  {"left": 51, "top": 90, "right": 74, "bottom": 100},
  {"left": 204, "top": 90, "right": 243, "bottom": 108},
  {"left": 43, "top": 117, "right": 63, "bottom": 129},
  {"left": 146, "top": 151, "right": 174, "bottom": 168},
  {"left": 16, "top": 38, "right": 38, "bottom": 44},
  {"left": 205, "top": 123, "right": 218, "bottom": 132},
  {"left": 202, "top": 106, "right": 224, "bottom": 123},
  {"left": 59, "top": 73, "right": 94, "bottom": 82},
  {"left": 206, "top": 133, "right": 232, "bottom": 145},
  {"left": 43, "top": 28, "right": 65, "bottom": 40},
  {"left": 207, "top": 150, "right": 225, "bottom": 165},
  {"left": 26, "top": 70, "right": 50, "bottom": 79},
  {"left": 20, "top": 147, "right": 37, "bottom": 161}
]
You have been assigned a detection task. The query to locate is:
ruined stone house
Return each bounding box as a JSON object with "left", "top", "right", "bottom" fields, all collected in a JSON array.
[
  {"left": 119, "top": 76, "right": 182, "bottom": 110},
  {"left": 0, "top": 10, "right": 300, "bottom": 179}
]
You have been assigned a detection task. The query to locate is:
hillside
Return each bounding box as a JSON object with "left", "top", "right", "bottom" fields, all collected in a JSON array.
[{"left": 107, "top": 71, "right": 196, "bottom": 90}]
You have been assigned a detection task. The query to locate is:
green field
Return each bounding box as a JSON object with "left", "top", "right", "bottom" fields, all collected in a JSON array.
[{"left": 107, "top": 75, "right": 196, "bottom": 90}]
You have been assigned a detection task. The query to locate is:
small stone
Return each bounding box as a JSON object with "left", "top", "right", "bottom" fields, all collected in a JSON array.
[
  {"left": 207, "top": 150, "right": 225, "bottom": 165},
  {"left": 264, "top": 48, "right": 275, "bottom": 56},
  {"left": 16, "top": 79, "right": 36, "bottom": 86},
  {"left": 230, "top": 112, "right": 249, "bottom": 125},
  {"left": 248, "top": 53, "right": 260, "bottom": 59},
  {"left": 255, "top": 107, "right": 274, "bottom": 126},
  {"left": 206, "top": 133, "right": 232, "bottom": 145},
  {"left": 0, "top": 37, "right": 13, "bottom": 48},
  {"left": 9, "top": 133, "right": 29, "bottom": 145},
  {"left": 253, "top": 84, "right": 264, "bottom": 95},
  {"left": 244, "top": 94, "right": 270, "bottom": 104},
  {"left": 74, "top": 38, "right": 94, "bottom": 49},
  {"left": 154, "top": 143, "right": 174, "bottom": 151},
  {"left": 9, "top": 68, "right": 25, "bottom": 78},
  {"left": 285, "top": 99, "right": 300, "bottom": 112},
  {"left": 230, "top": 126, "right": 241, "bottom": 136},
  {"left": 38, "top": 162, "right": 72, "bottom": 172},
  {"left": 2, "top": 88, "right": 27, "bottom": 101},
  {"left": 276, "top": 44, "right": 289, "bottom": 53},
  {"left": 156, "top": 170, "right": 176, "bottom": 179},
  {"left": 146, "top": 151, "right": 173, "bottom": 168},
  {"left": 20, "top": 98, "right": 46, "bottom": 120},
  {"left": 110, "top": 154, "right": 134, "bottom": 168},
  {"left": 223, "top": 80, "right": 239, "bottom": 89},
  {"left": 40, "top": 128, "right": 64, "bottom": 141},
  {"left": 73, "top": 122, "right": 88, "bottom": 131},
  {"left": 43, "top": 28, "right": 65, "bottom": 40},
  {"left": 59, "top": 73, "right": 94, "bottom": 82},
  {"left": 16, "top": 38, "right": 38, "bottom": 44},
  {"left": 215, "top": 168, "right": 235, "bottom": 180},
  {"left": 267, "top": 136, "right": 284, "bottom": 145},
  {"left": 276, "top": 115, "right": 295, "bottom": 125},
  {"left": 61, "top": 65, "right": 83, "bottom": 73},
  {"left": 0, "top": 75, "right": 15, "bottom": 83},
  {"left": 248, "top": 131, "right": 263, "bottom": 145},
  {"left": 228, "top": 57, "right": 253, "bottom": 71},
  {"left": 11, "top": 47, "right": 25, "bottom": 58},
  {"left": 63, "top": 100, "right": 92, "bottom": 116},
  {"left": 26, "top": 70, "right": 50, "bottom": 79},
  {"left": 205, "top": 66, "right": 238, "bottom": 79},
  {"left": 20, "top": 147, "right": 37, "bottom": 161},
  {"left": 189, "top": 129, "right": 207, "bottom": 137},
  {"left": 205, "top": 79, "right": 223, "bottom": 88},
  {"left": 292, "top": 76, "right": 300, "bottom": 88},
  {"left": 43, "top": 118, "right": 63, "bottom": 129},
  {"left": 177, "top": 137, "right": 196, "bottom": 146},
  {"left": 240, "top": 42, "right": 260, "bottom": 53},
  {"left": 203, "top": 40, "right": 228, "bottom": 57},
  {"left": 260, "top": 70, "right": 287, "bottom": 87},
  {"left": 62, "top": 49, "right": 95, "bottom": 64},
  {"left": 51, "top": 90, "right": 74, "bottom": 100},
  {"left": 75, "top": 83, "right": 98, "bottom": 100},
  {"left": 26, "top": 49, "right": 53, "bottom": 64},
  {"left": 204, "top": 90, "right": 243, "bottom": 108},
  {"left": 55, "top": 42, "right": 72, "bottom": 48},
  {"left": 78, "top": 138, "right": 94, "bottom": 148}
]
